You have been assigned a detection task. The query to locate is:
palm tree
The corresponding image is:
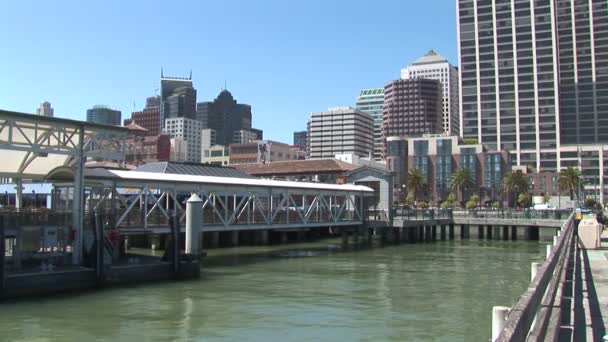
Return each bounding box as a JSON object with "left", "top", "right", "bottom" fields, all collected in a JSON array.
[
  {"left": 406, "top": 168, "right": 426, "bottom": 202},
  {"left": 558, "top": 167, "right": 582, "bottom": 200},
  {"left": 450, "top": 168, "right": 475, "bottom": 204},
  {"left": 502, "top": 171, "right": 529, "bottom": 207}
]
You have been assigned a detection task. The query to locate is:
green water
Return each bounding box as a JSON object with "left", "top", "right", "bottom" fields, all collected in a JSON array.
[{"left": 0, "top": 238, "right": 546, "bottom": 341}]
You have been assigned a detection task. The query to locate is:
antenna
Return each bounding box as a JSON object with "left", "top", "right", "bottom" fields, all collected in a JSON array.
[
  {"left": 224, "top": 80, "right": 227, "bottom": 90},
  {"left": 161, "top": 68, "right": 164, "bottom": 78},
  {"left": 189, "top": 70, "right": 192, "bottom": 79}
]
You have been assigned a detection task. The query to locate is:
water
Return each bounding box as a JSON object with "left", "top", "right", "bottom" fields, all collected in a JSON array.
[{"left": 0, "top": 238, "right": 546, "bottom": 341}]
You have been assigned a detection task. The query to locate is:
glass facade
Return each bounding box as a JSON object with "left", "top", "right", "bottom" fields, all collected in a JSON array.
[
  {"left": 459, "top": 148, "right": 478, "bottom": 183},
  {"left": 355, "top": 88, "right": 384, "bottom": 161},
  {"left": 484, "top": 153, "right": 503, "bottom": 190}
]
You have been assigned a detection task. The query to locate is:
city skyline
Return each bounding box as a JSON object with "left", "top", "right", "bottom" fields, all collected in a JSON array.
[{"left": 0, "top": 0, "right": 458, "bottom": 144}]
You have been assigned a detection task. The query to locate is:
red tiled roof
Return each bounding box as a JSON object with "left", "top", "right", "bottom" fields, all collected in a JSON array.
[
  {"left": 233, "top": 159, "right": 358, "bottom": 176},
  {"left": 125, "top": 122, "right": 149, "bottom": 132}
]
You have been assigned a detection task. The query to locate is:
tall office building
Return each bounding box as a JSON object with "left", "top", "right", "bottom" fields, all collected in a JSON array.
[
  {"left": 36, "top": 101, "right": 54, "bottom": 117},
  {"left": 146, "top": 95, "right": 161, "bottom": 109},
  {"left": 382, "top": 79, "right": 443, "bottom": 157},
  {"left": 196, "top": 89, "right": 262, "bottom": 146},
  {"left": 457, "top": 0, "right": 608, "bottom": 172},
  {"left": 86, "top": 105, "right": 121, "bottom": 126},
  {"left": 160, "top": 71, "right": 197, "bottom": 127},
  {"left": 307, "top": 107, "right": 374, "bottom": 159},
  {"left": 124, "top": 108, "right": 161, "bottom": 136},
  {"left": 401, "top": 50, "right": 459, "bottom": 136},
  {"left": 293, "top": 130, "right": 307, "bottom": 148},
  {"left": 164, "top": 117, "right": 203, "bottom": 163},
  {"left": 355, "top": 88, "right": 384, "bottom": 161}
]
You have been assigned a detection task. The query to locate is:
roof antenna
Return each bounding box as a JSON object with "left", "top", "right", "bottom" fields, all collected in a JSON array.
[
  {"left": 224, "top": 80, "right": 227, "bottom": 90},
  {"left": 161, "top": 67, "right": 164, "bottom": 78},
  {"left": 189, "top": 70, "right": 192, "bottom": 79}
]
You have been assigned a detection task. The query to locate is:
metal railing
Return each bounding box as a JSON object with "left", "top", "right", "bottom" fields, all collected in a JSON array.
[
  {"left": 495, "top": 213, "right": 576, "bottom": 341},
  {"left": 453, "top": 209, "right": 572, "bottom": 221},
  {"left": 392, "top": 208, "right": 454, "bottom": 221}
]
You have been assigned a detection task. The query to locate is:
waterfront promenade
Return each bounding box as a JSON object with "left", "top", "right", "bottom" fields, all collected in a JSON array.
[{"left": 583, "top": 229, "right": 608, "bottom": 341}]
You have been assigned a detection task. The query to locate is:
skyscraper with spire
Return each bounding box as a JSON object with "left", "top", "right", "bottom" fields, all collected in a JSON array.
[{"left": 160, "top": 70, "right": 197, "bottom": 128}]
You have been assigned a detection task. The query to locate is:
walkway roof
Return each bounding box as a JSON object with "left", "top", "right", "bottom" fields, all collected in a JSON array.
[
  {"left": 0, "top": 109, "right": 128, "bottom": 180},
  {"left": 86, "top": 169, "right": 374, "bottom": 193}
]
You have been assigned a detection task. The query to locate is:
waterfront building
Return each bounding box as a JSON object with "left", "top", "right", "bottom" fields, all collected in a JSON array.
[
  {"left": 386, "top": 134, "right": 509, "bottom": 204},
  {"left": 228, "top": 140, "right": 299, "bottom": 165},
  {"left": 355, "top": 88, "right": 385, "bottom": 161},
  {"left": 164, "top": 117, "right": 202, "bottom": 163},
  {"left": 86, "top": 105, "right": 121, "bottom": 126},
  {"left": 307, "top": 107, "right": 374, "bottom": 160},
  {"left": 382, "top": 79, "right": 443, "bottom": 157},
  {"left": 196, "top": 89, "right": 262, "bottom": 146},
  {"left": 401, "top": 50, "right": 459, "bottom": 136},
  {"left": 457, "top": 0, "right": 608, "bottom": 193},
  {"left": 293, "top": 130, "right": 307, "bottom": 149},
  {"left": 202, "top": 144, "right": 230, "bottom": 166},
  {"left": 36, "top": 101, "right": 54, "bottom": 117},
  {"left": 160, "top": 72, "right": 196, "bottom": 127},
  {"left": 124, "top": 107, "right": 161, "bottom": 136}
]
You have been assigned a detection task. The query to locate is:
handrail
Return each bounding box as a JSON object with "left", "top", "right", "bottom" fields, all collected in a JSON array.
[{"left": 496, "top": 213, "right": 575, "bottom": 341}]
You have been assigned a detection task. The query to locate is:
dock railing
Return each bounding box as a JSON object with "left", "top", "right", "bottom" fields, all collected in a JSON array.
[{"left": 495, "top": 213, "right": 576, "bottom": 341}]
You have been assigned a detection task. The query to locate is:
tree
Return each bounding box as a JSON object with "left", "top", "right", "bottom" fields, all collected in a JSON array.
[
  {"left": 517, "top": 193, "right": 529, "bottom": 208},
  {"left": 543, "top": 194, "right": 552, "bottom": 204},
  {"left": 451, "top": 168, "right": 475, "bottom": 204},
  {"left": 406, "top": 168, "right": 426, "bottom": 202},
  {"left": 558, "top": 167, "right": 582, "bottom": 201},
  {"left": 502, "top": 171, "right": 529, "bottom": 207}
]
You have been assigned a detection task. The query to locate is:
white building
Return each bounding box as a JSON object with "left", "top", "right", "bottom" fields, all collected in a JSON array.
[
  {"left": 164, "top": 118, "right": 202, "bottom": 163},
  {"left": 401, "top": 50, "right": 459, "bottom": 136},
  {"left": 36, "top": 101, "right": 54, "bottom": 117},
  {"left": 169, "top": 138, "right": 188, "bottom": 162},
  {"left": 233, "top": 129, "right": 259, "bottom": 144},
  {"left": 307, "top": 107, "right": 374, "bottom": 160}
]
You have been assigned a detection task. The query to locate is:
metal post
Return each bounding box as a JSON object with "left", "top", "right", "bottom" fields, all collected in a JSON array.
[
  {"left": 72, "top": 126, "right": 85, "bottom": 265},
  {"left": 531, "top": 262, "right": 539, "bottom": 282},
  {"left": 185, "top": 194, "right": 203, "bottom": 257},
  {"left": 491, "top": 306, "right": 510, "bottom": 341},
  {"left": 0, "top": 216, "right": 5, "bottom": 297},
  {"left": 94, "top": 211, "right": 104, "bottom": 286},
  {"left": 171, "top": 213, "right": 180, "bottom": 278}
]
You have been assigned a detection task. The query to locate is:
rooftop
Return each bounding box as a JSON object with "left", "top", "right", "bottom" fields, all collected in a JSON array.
[
  {"left": 233, "top": 159, "right": 358, "bottom": 176},
  {"left": 135, "top": 161, "right": 253, "bottom": 178},
  {"left": 411, "top": 50, "right": 449, "bottom": 66}
]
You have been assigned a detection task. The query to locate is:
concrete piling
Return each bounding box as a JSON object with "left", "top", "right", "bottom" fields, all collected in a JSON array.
[
  {"left": 440, "top": 225, "right": 447, "bottom": 240},
  {"left": 511, "top": 226, "right": 517, "bottom": 240},
  {"left": 478, "top": 226, "right": 485, "bottom": 239},
  {"left": 185, "top": 194, "right": 203, "bottom": 257},
  {"left": 491, "top": 306, "right": 510, "bottom": 341},
  {"left": 449, "top": 224, "right": 455, "bottom": 240},
  {"left": 531, "top": 262, "right": 539, "bottom": 282}
]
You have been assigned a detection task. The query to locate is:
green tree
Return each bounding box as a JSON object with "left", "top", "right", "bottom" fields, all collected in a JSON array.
[
  {"left": 517, "top": 193, "right": 529, "bottom": 208},
  {"left": 543, "top": 194, "right": 552, "bottom": 204},
  {"left": 406, "top": 168, "right": 426, "bottom": 202},
  {"left": 558, "top": 167, "right": 582, "bottom": 201},
  {"left": 450, "top": 168, "right": 475, "bottom": 204},
  {"left": 417, "top": 201, "right": 429, "bottom": 209},
  {"left": 502, "top": 171, "right": 529, "bottom": 207}
]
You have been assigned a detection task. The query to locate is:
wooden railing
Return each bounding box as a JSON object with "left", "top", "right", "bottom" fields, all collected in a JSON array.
[{"left": 496, "top": 213, "right": 576, "bottom": 341}]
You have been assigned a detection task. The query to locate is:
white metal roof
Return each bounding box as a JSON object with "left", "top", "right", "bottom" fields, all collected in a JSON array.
[{"left": 91, "top": 169, "right": 374, "bottom": 193}]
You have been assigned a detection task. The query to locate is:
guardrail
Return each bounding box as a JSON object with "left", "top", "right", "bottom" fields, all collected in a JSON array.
[
  {"left": 453, "top": 209, "right": 572, "bottom": 221},
  {"left": 392, "top": 208, "right": 454, "bottom": 221},
  {"left": 494, "top": 213, "right": 576, "bottom": 341}
]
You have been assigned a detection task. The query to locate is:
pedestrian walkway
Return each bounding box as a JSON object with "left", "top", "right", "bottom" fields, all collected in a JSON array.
[{"left": 582, "top": 229, "right": 608, "bottom": 341}]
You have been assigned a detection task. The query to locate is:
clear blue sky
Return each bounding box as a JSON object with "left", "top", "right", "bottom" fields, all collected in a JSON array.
[{"left": 0, "top": 0, "right": 457, "bottom": 144}]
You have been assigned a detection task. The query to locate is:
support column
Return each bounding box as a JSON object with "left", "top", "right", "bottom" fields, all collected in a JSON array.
[
  {"left": 511, "top": 226, "right": 517, "bottom": 240},
  {"left": 280, "top": 232, "right": 288, "bottom": 244},
  {"left": 462, "top": 225, "right": 470, "bottom": 239},
  {"left": 493, "top": 226, "right": 501, "bottom": 240},
  {"left": 449, "top": 224, "right": 455, "bottom": 240},
  {"left": 502, "top": 226, "right": 508, "bottom": 240},
  {"left": 230, "top": 231, "right": 239, "bottom": 246},
  {"left": 256, "top": 230, "right": 269, "bottom": 245},
  {"left": 486, "top": 225, "right": 493, "bottom": 240},
  {"left": 425, "top": 226, "right": 432, "bottom": 242},
  {"left": 440, "top": 225, "right": 447, "bottom": 241},
  {"left": 478, "top": 225, "right": 485, "bottom": 239},
  {"left": 15, "top": 179, "right": 23, "bottom": 209},
  {"left": 393, "top": 227, "right": 400, "bottom": 243},
  {"left": 186, "top": 194, "right": 203, "bottom": 257},
  {"left": 341, "top": 229, "right": 349, "bottom": 247},
  {"left": 418, "top": 226, "right": 424, "bottom": 242},
  {"left": 431, "top": 226, "right": 437, "bottom": 240}
]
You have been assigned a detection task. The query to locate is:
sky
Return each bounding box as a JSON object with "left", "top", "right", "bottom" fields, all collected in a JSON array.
[{"left": 0, "top": 0, "right": 458, "bottom": 144}]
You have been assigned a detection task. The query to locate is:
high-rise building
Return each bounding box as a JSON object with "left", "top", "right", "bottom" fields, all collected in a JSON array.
[
  {"left": 401, "top": 50, "right": 459, "bottom": 136},
  {"left": 124, "top": 107, "right": 161, "bottom": 136},
  {"left": 457, "top": 0, "right": 608, "bottom": 203},
  {"left": 160, "top": 71, "right": 197, "bottom": 127},
  {"left": 164, "top": 117, "right": 203, "bottom": 163},
  {"left": 293, "top": 131, "right": 307, "bottom": 149},
  {"left": 36, "top": 101, "right": 54, "bottom": 117},
  {"left": 145, "top": 95, "right": 161, "bottom": 109},
  {"left": 457, "top": 0, "right": 608, "bottom": 172},
  {"left": 382, "top": 79, "right": 443, "bottom": 156},
  {"left": 355, "top": 88, "right": 384, "bottom": 161},
  {"left": 229, "top": 140, "right": 300, "bottom": 165},
  {"left": 86, "top": 105, "right": 121, "bottom": 126},
  {"left": 308, "top": 107, "right": 374, "bottom": 159},
  {"left": 196, "top": 89, "right": 263, "bottom": 146}
]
